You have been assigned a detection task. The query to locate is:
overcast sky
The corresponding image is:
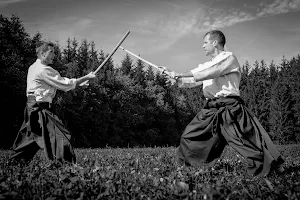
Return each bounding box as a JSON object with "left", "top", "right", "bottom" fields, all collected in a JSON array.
[{"left": 1, "top": 0, "right": 300, "bottom": 72}]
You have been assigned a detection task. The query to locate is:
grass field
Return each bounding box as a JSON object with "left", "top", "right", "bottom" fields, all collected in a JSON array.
[{"left": 0, "top": 145, "right": 300, "bottom": 199}]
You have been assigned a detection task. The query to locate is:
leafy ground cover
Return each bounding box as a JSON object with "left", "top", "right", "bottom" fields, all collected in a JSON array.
[{"left": 0, "top": 145, "right": 299, "bottom": 200}]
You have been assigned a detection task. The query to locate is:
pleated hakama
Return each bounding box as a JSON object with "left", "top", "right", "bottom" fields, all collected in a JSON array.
[
  {"left": 11, "top": 96, "right": 76, "bottom": 163},
  {"left": 177, "top": 96, "right": 284, "bottom": 176}
]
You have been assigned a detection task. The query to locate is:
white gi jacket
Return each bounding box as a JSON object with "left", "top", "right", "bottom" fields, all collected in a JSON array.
[
  {"left": 178, "top": 51, "right": 241, "bottom": 99},
  {"left": 26, "top": 59, "right": 76, "bottom": 103}
]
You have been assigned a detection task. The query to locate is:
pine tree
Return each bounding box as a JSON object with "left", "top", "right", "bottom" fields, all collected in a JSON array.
[
  {"left": 132, "top": 58, "right": 146, "bottom": 86},
  {"left": 120, "top": 53, "right": 133, "bottom": 75},
  {"left": 269, "top": 58, "right": 298, "bottom": 144},
  {"left": 30, "top": 32, "right": 42, "bottom": 64},
  {"left": 77, "top": 39, "right": 90, "bottom": 76},
  {"left": 62, "top": 38, "right": 73, "bottom": 64},
  {"left": 270, "top": 78, "right": 297, "bottom": 144},
  {"left": 286, "top": 56, "right": 300, "bottom": 143},
  {"left": 145, "top": 65, "right": 155, "bottom": 81},
  {"left": 97, "top": 49, "right": 114, "bottom": 86},
  {"left": 245, "top": 60, "right": 270, "bottom": 131},
  {"left": 0, "top": 14, "right": 31, "bottom": 148},
  {"left": 71, "top": 38, "right": 78, "bottom": 61},
  {"left": 52, "top": 41, "right": 65, "bottom": 73},
  {"left": 88, "top": 41, "right": 100, "bottom": 72},
  {"left": 268, "top": 61, "right": 278, "bottom": 85},
  {"left": 240, "top": 60, "right": 250, "bottom": 101}
]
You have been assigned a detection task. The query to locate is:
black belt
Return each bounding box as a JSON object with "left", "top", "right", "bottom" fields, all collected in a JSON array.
[
  {"left": 204, "top": 95, "right": 244, "bottom": 108},
  {"left": 207, "top": 95, "right": 241, "bottom": 101},
  {"left": 27, "top": 95, "right": 52, "bottom": 108}
]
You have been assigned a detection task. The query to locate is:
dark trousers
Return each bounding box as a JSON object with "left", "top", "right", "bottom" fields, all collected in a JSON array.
[
  {"left": 11, "top": 96, "right": 76, "bottom": 163},
  {"left": 177, "top": 96, "right": 284, "bottom": 176}
]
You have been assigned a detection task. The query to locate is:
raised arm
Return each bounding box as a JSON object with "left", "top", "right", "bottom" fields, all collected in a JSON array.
[
  {"left": 41, "top": 68, "right": 96, "bottom": 91},
  {"left": 192, "top": 55, "right": 239, "bottom": 82},
  {"left": 175, "top": 52, "right": 237, "bottom": 81},
  {"left": 177, "top": 77, "right": 203, "bottom": 88}
]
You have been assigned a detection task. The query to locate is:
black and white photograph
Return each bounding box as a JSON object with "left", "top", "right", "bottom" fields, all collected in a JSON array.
[{"left": 1, "top": 0, "right": 300, "bottom": 199}]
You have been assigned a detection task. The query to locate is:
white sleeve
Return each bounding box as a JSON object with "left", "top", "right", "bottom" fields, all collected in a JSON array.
[{"left": 41, "top": 67, "right": 77, "bottom": 92}]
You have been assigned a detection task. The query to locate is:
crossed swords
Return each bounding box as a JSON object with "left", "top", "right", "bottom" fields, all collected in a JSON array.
[{"left": 80, "top": 30, "right": 172, "bottom": 86}]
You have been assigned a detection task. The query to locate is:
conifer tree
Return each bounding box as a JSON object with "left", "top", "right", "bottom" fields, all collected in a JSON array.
[
  {"left": 88, "top": 41, "right": 100, "bottom": 72},
  {"left": 132, "top": 58, "right": 146, "bottom": 87},
  {"left": 30, "top": 32, "right": 43, "bottom": 63},
  {"left": 120, "top": 53, "right": 133, "bottom": 75},
  {"left": 239, "top": 60, "right": 250, "bottom": 102},
  {"left": 289, "top": 55, "right": 300, "bottom": 142},
  {"left": 268, "top": 57, "right": 298, "bottom": 143},
  {"left": 145, "top": 65, "right": 155, "bottom": 81},
  {"left": 0, "top": 14, "right": 31, "bottom": 148},
  {"left": 99, "top": 50, "right": 115, "bottom": 86},
  {"left": 245, "top": 60, "right": 270, "bottom": 131},
  {"left": 52, "top": 41, "right": 65, "bottom": 73},
  {"left": 62, "top": 38, "right": 73, "bottom": 64},
  {"left": 77, "top": 39, "right": 90, "bottom": 76},
  {"left": 270, "top": 77, "right": 297, "bottom": 143}
]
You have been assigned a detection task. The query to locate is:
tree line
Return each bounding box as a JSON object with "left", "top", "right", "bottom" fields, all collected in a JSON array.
[{"left": 1, "top": 15, "right": 299, "bottom": 149}]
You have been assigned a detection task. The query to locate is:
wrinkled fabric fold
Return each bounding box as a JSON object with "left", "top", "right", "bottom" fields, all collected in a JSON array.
[
  {"left": 177, "top": 96, "right": 284, "bottom": 176},
  {"left": 11, "top": 97, "right": 76, "bottom": 163}
]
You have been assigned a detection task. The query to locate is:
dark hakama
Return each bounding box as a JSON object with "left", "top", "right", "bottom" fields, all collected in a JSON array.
[
  {"left": 11, "top": 96, "right": 76, "bottom": 163},
  {"left": 177, "top": 96, "right": 284, "bottom": 176}
]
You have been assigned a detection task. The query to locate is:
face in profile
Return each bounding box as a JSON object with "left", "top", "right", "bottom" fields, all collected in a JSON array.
[
  {"left": 202, "top": 34, "right": 215, "bottom": 57},
  {"left": 41, "top": 46, "right": 55, "bottom": 65}
]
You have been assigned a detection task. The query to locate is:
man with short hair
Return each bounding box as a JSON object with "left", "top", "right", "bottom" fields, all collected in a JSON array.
[
  {"left": 11, "top": 42, "right": 96, "bottom": 164},
  {"left": 163, "top": 30, "right": 284, "bottom": 176}
]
